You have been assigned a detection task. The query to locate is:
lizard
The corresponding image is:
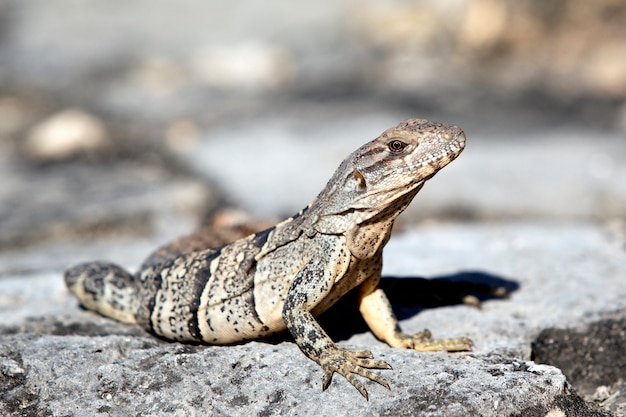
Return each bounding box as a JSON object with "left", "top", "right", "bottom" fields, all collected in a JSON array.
[{"left": 64, "top": 118, "right": 472, "bottom": 399}]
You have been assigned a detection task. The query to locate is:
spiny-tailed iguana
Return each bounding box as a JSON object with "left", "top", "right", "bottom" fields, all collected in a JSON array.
[{"left": 65, "top": 118, "right": 471, "bottom": 399}]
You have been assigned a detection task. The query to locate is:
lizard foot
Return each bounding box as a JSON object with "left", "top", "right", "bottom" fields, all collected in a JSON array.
[
  {"left": 318, "top": 347, "right": 391, "bottom": 400},
  {"left": 397, "top": 329, "right": 473, "bottom": 352}
]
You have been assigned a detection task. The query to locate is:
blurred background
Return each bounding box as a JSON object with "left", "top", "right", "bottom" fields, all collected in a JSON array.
[{"left": 0, "top": 0, "right": 625, "bottom": 257}]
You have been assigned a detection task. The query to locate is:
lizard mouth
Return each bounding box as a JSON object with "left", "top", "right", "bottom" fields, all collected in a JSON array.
[{"left": 395, "top": 131, "right": 466, "bottom": 174}]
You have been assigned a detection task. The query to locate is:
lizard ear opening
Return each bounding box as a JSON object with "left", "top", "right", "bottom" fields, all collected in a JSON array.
[{"left": 354, "top": 170, "right": 367, "bottom": 191}]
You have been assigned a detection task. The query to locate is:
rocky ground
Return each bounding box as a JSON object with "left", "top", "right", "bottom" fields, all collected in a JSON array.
[
  {"left": 1, "top": 1, "right": 626, "bottom": 416},
  {"left": 2, "top": 105, "right": 625, "bottom": 417}
]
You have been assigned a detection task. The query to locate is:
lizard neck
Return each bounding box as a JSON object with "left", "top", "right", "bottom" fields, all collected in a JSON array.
[{"left": 344, "top": 184, "right": 422, "bottom": 259}]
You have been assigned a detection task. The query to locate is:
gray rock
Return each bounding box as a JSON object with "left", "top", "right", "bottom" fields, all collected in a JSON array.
[
  {"left": 533, "top": 318, "right": 626, "bottom": 416},
  {"left": 0, "top": 331, "right": 605, "bottom": 417},
  {"left": 22, "top": 108, "right": 111, "bottom": 163}
]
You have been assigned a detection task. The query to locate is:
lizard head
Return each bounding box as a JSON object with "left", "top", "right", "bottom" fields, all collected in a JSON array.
[
  {"left": 351, "top": 118, "right": 466, "bottom": 206},
  {"left": 313, "top": 118, "right": 466, "bottom": 231}
]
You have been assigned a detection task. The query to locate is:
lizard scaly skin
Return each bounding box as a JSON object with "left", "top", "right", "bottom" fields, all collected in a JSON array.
[{"left": 65, "top": 118, "right": 471, "bottom": 399}]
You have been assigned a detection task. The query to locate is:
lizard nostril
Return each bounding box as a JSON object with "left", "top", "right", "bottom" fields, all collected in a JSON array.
[{"left": 456, "top": 132, "right": 466, "bottom": 145}]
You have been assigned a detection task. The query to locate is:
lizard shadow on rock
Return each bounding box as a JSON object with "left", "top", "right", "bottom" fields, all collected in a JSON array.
[{"left": 317, "top": 271, "right": 520, "bottom": 342}]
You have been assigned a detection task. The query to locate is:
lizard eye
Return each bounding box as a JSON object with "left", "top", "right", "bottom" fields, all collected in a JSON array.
[{"left": 388, "top": 139, "right": 408, "bottom": 153}]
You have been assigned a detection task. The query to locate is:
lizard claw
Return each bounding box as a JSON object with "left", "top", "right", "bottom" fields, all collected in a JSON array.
[{"left": 318, "top": 347, "right": 391, "bottom": 399}]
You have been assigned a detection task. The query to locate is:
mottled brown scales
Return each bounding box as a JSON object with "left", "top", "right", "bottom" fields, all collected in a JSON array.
[{"left": 65, "top": 118, "right": 472, "bottom": 399}]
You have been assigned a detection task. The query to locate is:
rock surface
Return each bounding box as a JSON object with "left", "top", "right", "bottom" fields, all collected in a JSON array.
[
  {"left": 533, "top": 318, "right": 626, "bottom": 416},
  {"left": 0, "top": 332, "right": 598, "bottom": 417}
]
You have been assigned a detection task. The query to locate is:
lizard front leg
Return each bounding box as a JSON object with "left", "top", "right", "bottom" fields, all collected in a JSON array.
[
  {"left": 358, "top": 274, "right": 473, "bottom": 352},
  {"left": 282, "top": 260, "right": 391, "bottom": 400}
]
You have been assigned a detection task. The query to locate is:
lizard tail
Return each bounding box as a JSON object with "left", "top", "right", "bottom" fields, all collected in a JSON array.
[{"left": 64, "top": 261, "right": 138, "bottom": 324}]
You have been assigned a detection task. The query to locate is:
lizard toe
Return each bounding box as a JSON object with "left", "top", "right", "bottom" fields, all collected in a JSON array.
[
  {"left": 411, "top": 335, "right": 473, "bottom": 352},
  {"left": 318, "top": 347, "right": 391, "bottom": 399}
]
